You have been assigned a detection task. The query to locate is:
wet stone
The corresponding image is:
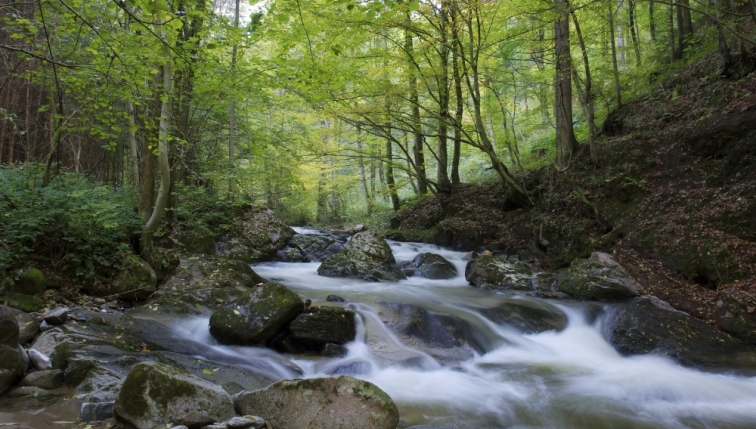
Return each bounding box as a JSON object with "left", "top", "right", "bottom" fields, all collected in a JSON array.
[
  {"left": 6, "top": 385, "right": 51, "bottom": 398},
  {"left": 80, "top": 401, "right": 115, "bottom": 422},
  {"left": 175, "top": 410, "right": 215, "bottom": 428},
  {"left": 225, "top": 416, "right": 266, "bottom": 429},
  {"left": 44, "top": 307, "right": 69, "bottom": 325},
  {"left": 19, "top": 369, "right": 64, "bottom": 389}
]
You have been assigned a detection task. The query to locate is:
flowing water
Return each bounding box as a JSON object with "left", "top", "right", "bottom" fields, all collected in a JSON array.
[{"left": 164, "top": 229, "right": 756, "bottom": 429}]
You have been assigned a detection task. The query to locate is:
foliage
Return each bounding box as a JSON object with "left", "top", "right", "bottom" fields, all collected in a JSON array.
[{"left": 0, "top": 165, "right": 141, "bottom": 278}]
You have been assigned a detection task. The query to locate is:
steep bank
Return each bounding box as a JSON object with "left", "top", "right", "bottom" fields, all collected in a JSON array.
[{"left": 389, "top": 54, "right": 756, "bottom": 344}]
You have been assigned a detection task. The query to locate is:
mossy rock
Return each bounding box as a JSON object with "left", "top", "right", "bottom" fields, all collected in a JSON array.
[
  {"left": 0, "top": 304, "right": 20, "bottom": 346},
  {"left": 217, "top": 209, "right": 295, "bottom": 262},
  {"left": 85, "top": 255, "right": 157, "bottom": 301},
  {"left": 233, "top": 375, "right": 399, "bottom": 429},
  {"left": 464, "top": 254, "right": 533, "bottom": 291},
  {"left": 557, "top": 252, "right": 638, "bottom": 301},
  {"left": 209, "top": 282, "right": 303, "bottom": 345},
  {"left": 6, "top": 292, "right": 44, "bottom": 312},
  {"left": 317, "top": 231, "right": 405, "bottom": 282},
  {"left": 114, "top": 361, "right": 234, "bottom": 429},
  {"left": 9, "top": 268, "right": 46, "bottom": 296}
]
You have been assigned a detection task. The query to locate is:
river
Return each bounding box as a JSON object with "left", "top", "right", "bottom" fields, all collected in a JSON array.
[{"left": 164, "top": 229, "right": 756, "bottom": 429}]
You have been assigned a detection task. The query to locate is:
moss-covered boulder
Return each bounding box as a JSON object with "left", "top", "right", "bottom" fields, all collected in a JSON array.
[
  {"left": 150, "top": 247, "right": 180, "bottom": 283},
  {"left": 83, "top": 255, "right": 157, "bottom": 301},
  {"left": 114, "top": 361, "right": 235, "bottom": 429},
  {"left": 148, "top": 257, "right": 268, "bottom": 315},
  {"left": 286, "top": 233, "right": 346, "bottom": 262},
  {"left": 8, "top": 307, "right": 38, "bottom": 344},
  {"left": 9, "top": 268, "right": 46, "bottom": 296},
  {"left": 276, "top": 306, "right": 356, "bottom": 354},
  {"left": 0, "top": 343, "right": 26, "bottom": 395},
  {"left": 317, "top": 231, "right": 405, "bottom": 282},
  {"left": 217, "top": 208, "right": 296, "bottom": 262},
  {"left": 478, "top": 297, "right": 568, "bottom": 334},
  {"left": 610, "top": 297, "right": 756, "bottom": 370},
  {"left": 558, "top": 252, "right": 638, "bottom": 301},
  {"left": 0, "top": 304, "right": 20, "bottom": 346},
  {"left": 6, "top": 292, "right": 44, "bottom": 312},
  {"left": 209, "top": 282, "right": 303, "bottom": 345},
  {"left": 401, "top": 253, "right": 457, "bottom": 279},
  {"left": 234, "top": 375, "right": 399, "bottom": 429},
  {"left": 464, "top": 254, "right": 533, "bottom": 291}
]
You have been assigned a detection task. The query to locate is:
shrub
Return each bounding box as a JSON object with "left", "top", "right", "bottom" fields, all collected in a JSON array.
[{"left": 0, "top": 165, "right": 141, "bottom": 278}]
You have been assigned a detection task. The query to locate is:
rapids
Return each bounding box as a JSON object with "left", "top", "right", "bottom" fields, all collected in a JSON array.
[{"left": 164, "top": 229, "right": 756, "bottom": 429}]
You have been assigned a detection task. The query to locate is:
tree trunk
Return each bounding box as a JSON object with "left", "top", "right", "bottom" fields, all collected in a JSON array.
[
  {"left": 649, "top": 2, "right": 656, "bottom": 41},
  {"left": 356, "top": 128, "right": 373, "bottom": 215},
  {"left": 141, "top": 61, "right": 173, "bottom": 259},
  {"left": 385, "top": 137, "right": 400, "bottom": 211},
  {"left": 554, "top": 0, "right": 578, "bottom": 169},
  {"left": 405, "top": 14, "right": 427, "bottom": 195},
  {"left": 609, "top": 2, "right": 623, "bottom": 107},
  {"left": 436, "top": 4, "right": 451, "bottom": 194},
  {"left": 571, "top": 11, "right": 598, "bottom": 166},
  {"left": 451, "top": 6, "right": 463, "bottom": 185},
  {"left": 629, "top": 0, "right": 641, "bottom": 66},
  {"left": 228, "top": 0, "right": 240, "bottom": 193},
  {"left": 669, "top": 4, "right": 676, "bottom": 61}
]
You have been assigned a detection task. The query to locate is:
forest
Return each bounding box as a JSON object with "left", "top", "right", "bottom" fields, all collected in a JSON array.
[{"left": 2, "top": 0, "right": 756, "bottom": 329}]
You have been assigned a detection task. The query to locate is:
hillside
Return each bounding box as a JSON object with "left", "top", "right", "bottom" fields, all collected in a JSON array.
[{"left": 389, "top": 53, "right": 756, "bottom": 344}]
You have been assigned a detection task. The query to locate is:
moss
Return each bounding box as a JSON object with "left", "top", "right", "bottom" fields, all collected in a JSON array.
[
  {"left": 118, "top": 362, "right": 197, "bottom": 418},
  {"left": 7, "top": 292, "right": 44, "bottom": 312}
]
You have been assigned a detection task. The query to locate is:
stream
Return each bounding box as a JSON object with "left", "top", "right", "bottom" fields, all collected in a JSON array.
[{"left": 152, "top": 228, "right": 756, "bottom": 429}]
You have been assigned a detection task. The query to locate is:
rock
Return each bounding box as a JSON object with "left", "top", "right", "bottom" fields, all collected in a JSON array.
[
  {"left": 275, "top": 246, "right": 309, "bottom": 262},
  {"left": 10, "top": 268, "right": 47, "bottom": 296},
  {"left": 19, "top": 369, "right": 64, "bottom": 389},
  {"left": 44, "top": 307, "right": 70, "bottom": 325},
  {"left": 287, "top": 234, "right": 346, "bottom": 262},
  {"left": 221, "top": 381, "right": 245, "bottom": 396},
  {"left": 225, "top": 416, "right": 266, "bottom": 429},
  {"left": 6, "top": 292, "right": 44, "bottom": 312},
  {"left": 39, "top": 320, "right": 51, "bottom": 332},
  {"left": 5, "top": 385, "right": 51, "bottom": 398},
  {"left": 610, "top": 297, "right": 756, "bottom": 369},
  {"left": 558, "top": 252, "right": 638, "bottom": 301},
  {"left": 465, "top": 254, "right": 533, "bottom": 291},
  {"left": 93, "top": 298, "right": 106, "bottom": 305},
  {"left": 28, "top": 348, "right": 52, "bottom": 370},
  {"left": 375, "top": 302, "right": 479, "bottom": 365},
  {"left": 175, "top": 226, "right": 217, "bottom": 255},
  {"left": 0, "top": 304, "right": 20, "bottom": 345},
  {"left": 152, "top": 247, "right": 181, "bottom": 283},
  {"left": 209, "top": 282, "right": 303, "bottom": 345},
  {"left": 171, "top": 426, "right": 190, "bottom": 429},
  {"left": 9, "top": 307, "right": 40, "bottom": 344},
  {"left": 326, "top": 295, "right": 347, "bottom": 302},
  {"left": 401, "top": 253, "right": 457, "bottom": 279},
  {"left": 217, "top": 209, "right": 296, "bottom": 262},
  {"left": 321, "top": 343, "right": 348, "bottom": 357},
  {"left": 278, "top": 306, "right": 356, "bottom": 354},
  {"left": 174, "top": 410, "right": 216, "bottom": 428},
  {"left": 200, "top": 425, "right": 226, "bottom": 429},
  {"left": 80, "top": 401, "right": 115, "bottom": 422},
  {"left": 0, "top": 343, "right": 26, "bottom": 394},
  {"left": 478, "top": 298, "right": 568, "bottom": 333},
  {"left": 84, "top": 254, "right": 157, "bottom": 301},
  {"left": 406, "top": 425, "right": 477, "bottom": 429},
  {"left": 114, "top": 361, "right": 235, "bottom": 429},
  {"left": 234, "top": 375, "right": 399, "bottom": 429},
  {"left": 45, "top": 275, "right": 63, "bottom": 289},
  {"left": 149, "top": 257, "right": 268, "bottom": 315},
  {"left": 317, "top": 231, "right": 406, "bottom": 282}
]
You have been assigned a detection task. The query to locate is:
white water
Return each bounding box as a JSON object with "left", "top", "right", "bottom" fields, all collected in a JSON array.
[{"left": 169, "top": 237, "right": 756, "bottom": 429}]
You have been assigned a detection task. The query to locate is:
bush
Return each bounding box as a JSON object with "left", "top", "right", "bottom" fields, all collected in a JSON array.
[{"left": 0, "top": 165, "right": 141, "bottom": 278}]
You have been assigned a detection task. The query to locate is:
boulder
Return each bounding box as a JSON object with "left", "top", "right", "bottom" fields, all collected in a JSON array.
[
  {"left": 209, "top": 282, "right": 303, "bottom": 345},
  {"left": 6, "top": 292, "right": 44, "bottom": 312},
  {"left": 9, "top": 268, "right": 46, "bottom": 296},
  {"left": 276, "top": 306, "right": 356, "bottom": 354},
  {"left": 610, "top": 297, "right": 756, "bottom": 369},
  {"left": 84, "top": 255, "right": 157, "bottom": 301},
  {"left": 80, "top": 401, "right": 116, "bottom": 422},
  {"left": 276, "top": 246, "right": 309, "bottom": 262},
  {"left": 114, "top": 361, "right": 235, "bottom": 429},
  {"left": 375, "top": 302, "right": 479, "bottom": 365},
  {"left": 287, "top": 233, "right": 346, "bottom": 262},
  {"left": 465, "top": 254, "right": 533, "bottom": 291},
  {"left": 317, "top": 231, "right": 405, "bottom": 282},
  {"left": 217, "top": 209, "right": 296, "bottom": 262},
  {"left": 234, "top": 375, "right": 399, "bottom": 429},
  {"left": 44, "top": 306, "right": 70, "bottom": 325},
  {"left": 401, "top": 253, "right": 457, "bottom": 279},
  {"left": 0, "top": 343, "right": 26, "bottom": 394},
  {"left": 9, "top": 307, "right": 39, "bottom": 344},
  {"left": 558, "top": 252, "right": 638, "bottom": 301},
  {"left": 19, "top": 369, "right": 64, "bottom": 389},
  {"left": 0, "top": 304, "right": 20, "bottom": 345},
  {"left": 478, "top": 298, "right": 568, "bottom": 333},
  {"left": 149, "top": 257, "right": 268, "bottom": 315},
  {"left": 151, "top": 247, "right": 181, "bottom": 283}
]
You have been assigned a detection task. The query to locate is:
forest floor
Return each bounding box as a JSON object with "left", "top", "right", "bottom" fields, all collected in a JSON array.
[{"left": 389, "top": 52, "right": 756, "bottom": 344}]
